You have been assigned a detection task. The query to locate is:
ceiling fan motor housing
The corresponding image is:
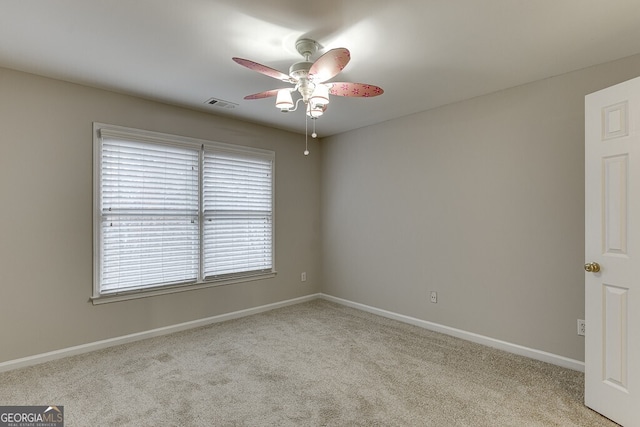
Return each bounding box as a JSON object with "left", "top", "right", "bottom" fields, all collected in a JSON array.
[
  {"left": 289, "top": 61, "right": 312, "bottom": 81},
  {"left": 289, "top": 61, "right": 315, "bottom": 102}
]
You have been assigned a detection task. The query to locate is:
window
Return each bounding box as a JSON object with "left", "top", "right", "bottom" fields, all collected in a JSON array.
[{"left": 93, "top": 123, "right": 275, "bottom": 302}]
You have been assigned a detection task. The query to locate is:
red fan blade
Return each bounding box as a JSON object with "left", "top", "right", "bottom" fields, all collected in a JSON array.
[
  {"left": 244, "top": 89, "right": 281, "bottom": 100},
  {"left": 233, "top": 57, "right": 290, "bottom": 81},
  {"left": 308, "top": 48, "right": 350, "bottom": 83},
  {"left": 328, "top": 82, "right": 384, "bottom": 97}
]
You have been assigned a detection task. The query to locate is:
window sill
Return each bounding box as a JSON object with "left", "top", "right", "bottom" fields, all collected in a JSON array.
[{"left": 90, "top": 271, "right": 277, "bottom": 305}]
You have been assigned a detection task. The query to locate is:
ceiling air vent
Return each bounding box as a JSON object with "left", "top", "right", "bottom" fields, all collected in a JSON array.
[{"left": 205, "top": 97, "right": 238, "bottom": 109}]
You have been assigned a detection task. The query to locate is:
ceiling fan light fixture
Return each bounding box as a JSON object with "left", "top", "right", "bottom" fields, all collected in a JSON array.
[
  {"left": 310, "top": 84, "right": 330, "bottom": 105},
  {"left": 307, "top": 103, "right": 326, "bottom": 118},
  {"left": 275, "top": 89, "right": 294, "bottom": 110},
  {"left": 234, "top": 39, "right": 383, "bottom": 154}
]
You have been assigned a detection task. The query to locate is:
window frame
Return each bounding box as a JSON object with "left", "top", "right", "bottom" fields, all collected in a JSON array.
[{"left": 92, "top": 123, "right": 276, "bottom": 304}]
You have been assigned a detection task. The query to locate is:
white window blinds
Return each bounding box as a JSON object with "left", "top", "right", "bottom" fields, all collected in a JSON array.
[
  {"left": 203, "top": 150, "right": 273, "bottom": 278},
  {"left": 100, "top": 135, "right": 200, "bottom": 292},
  {"left": 94, "top": 124, "right": 275, "bottom": 299}
]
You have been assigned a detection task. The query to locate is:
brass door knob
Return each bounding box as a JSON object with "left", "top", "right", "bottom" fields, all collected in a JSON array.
[{"left": 584, "top": 262, "right": 601, "bottom": 273}]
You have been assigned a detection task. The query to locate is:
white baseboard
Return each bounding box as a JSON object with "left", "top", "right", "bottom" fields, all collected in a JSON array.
[
  {"left": 0, "top": 293, "right": 321, "bottom": 373},
  {"left": 320, "top": 293, "right": 585, "bottom": 372},
  {"left": 0, "top": 292, "right": 584, "bottom": 374}
]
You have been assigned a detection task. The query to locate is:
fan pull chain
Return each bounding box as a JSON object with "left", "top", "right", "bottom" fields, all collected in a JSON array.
[
  {"left": 304, "top": 112, "right": 310, "bottom": 156},
  {"left": 312, "top": 117, "right": 317, "bottom": 139}
]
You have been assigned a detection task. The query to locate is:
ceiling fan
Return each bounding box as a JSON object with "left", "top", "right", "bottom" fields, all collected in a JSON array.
[{"left": 232, "top": 39, "right": 383, "bottom": 153}]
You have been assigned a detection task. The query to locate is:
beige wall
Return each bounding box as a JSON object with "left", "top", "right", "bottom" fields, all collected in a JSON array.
[
  {"left": 321, "top": 54, "right": 640, "bottom": 361},
  {"left": 0, "top": 68, "right": 321, "bottom": 363}
]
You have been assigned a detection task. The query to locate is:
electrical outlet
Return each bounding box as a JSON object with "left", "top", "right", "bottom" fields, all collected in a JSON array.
[
  {"left": 577, "top": 319, "right": 585, "bottom": 336},
  {"left": 301, "top": 272, "right": 307, "bottom": 282},
  {"left": 430, "top": 291, "right": 437, "bottom": 303}
]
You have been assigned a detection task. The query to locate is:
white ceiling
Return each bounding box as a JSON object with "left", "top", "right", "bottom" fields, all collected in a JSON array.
[{"left": 1, "top": 0, "right": 640, "bottom": 136}]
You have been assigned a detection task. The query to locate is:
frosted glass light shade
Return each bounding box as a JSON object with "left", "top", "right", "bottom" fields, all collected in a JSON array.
[
  {"left": 275, "top": 89, "right": 294, "bottom": 109},
  {"left": 307, "top": 103, "right": 326, "bottom": 118},
  {"left": 310, "top": 84, "right": 330, "bottom": 105}
]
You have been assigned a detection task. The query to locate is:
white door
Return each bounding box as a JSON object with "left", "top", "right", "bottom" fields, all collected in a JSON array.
[{"left": 585, "top": 76, "right": 640, "bottom": 426}]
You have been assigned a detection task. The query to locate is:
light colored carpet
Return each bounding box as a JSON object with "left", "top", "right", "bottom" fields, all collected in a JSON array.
[{"left": 0, "top": 300, "right": 617, "bottom": 426}]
